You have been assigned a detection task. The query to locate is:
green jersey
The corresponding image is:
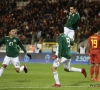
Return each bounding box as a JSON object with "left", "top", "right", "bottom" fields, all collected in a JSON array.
[
  {"left": 0, "top": 36, "right": 27, "bottom": 57},
  {"left": 65, "top": 12, "right": 80, "bottom": 30},
  {"left": 57, "top": 34, "right": 74, "bottom": 59}
]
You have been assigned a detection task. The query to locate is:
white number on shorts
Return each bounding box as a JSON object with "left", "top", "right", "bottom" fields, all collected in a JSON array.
[{"left": 16, "top": 62, "right": 20, "bottom": 66}]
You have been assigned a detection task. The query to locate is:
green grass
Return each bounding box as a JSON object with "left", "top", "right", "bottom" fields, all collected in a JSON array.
[{"left": 0, "top": 63, "right": 99, "bottom": 90}]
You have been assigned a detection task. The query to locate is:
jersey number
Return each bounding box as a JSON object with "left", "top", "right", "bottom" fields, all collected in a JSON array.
[
  {"left": 91, "top": 40, "right": 97, "bottom": 48},
  {"left": 66, "top": 38, "right": 70, "bottom": 47},
  {"left": 9, "top": 42, "right": 13, "bottom": 46}
]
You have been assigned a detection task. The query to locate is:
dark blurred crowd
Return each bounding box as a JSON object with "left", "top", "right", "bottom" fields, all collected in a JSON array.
[{"left": 0, "top": 0, "right": 100, "bottom": 43}]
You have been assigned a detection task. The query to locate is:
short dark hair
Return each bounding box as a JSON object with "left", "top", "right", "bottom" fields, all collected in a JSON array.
[
  {"left": 8, "top": 28, "right": 17, "bottom": 32},
  {"left": 70, "top": 4, "right": 76, "bottom": 9},
  {"left": 93, "top": 29, "right": 98, "bottom": 33}
]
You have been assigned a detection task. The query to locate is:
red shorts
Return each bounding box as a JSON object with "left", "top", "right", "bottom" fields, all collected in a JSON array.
[{"left": 90, "top": 49, "right": 100, "bottom": 64}]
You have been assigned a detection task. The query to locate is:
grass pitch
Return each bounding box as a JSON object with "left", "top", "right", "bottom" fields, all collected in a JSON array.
[{"left": 0, "top": 63, "right": 99, "bottom": 90}]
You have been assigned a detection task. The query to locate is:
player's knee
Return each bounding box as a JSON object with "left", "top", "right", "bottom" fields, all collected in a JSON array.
[
  {"left": 51, "top": 65, "right": 55, "bottom": 70},
  {"left": 51, "top": 66, "right": 56, "bottom": 71},
  {"left": 15, "top": 68, "right": 20, "bottom": 73},
  {"left": 91, "top": 63, "right": 95, "bottom": 66},
  {"left": 16, "top": 70, "right": 20, "bottom": 73},
  {"left": 2, "top": 64, "right": 7, "bottom": 68},
  {"left": 95, "top": 63, "right": 99, "bottom": 66},
  {"left": 64, "top": 68, "right": 70, "bottom": 72}
]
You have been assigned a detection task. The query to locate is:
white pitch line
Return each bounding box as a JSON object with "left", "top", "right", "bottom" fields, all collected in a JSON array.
[{"left": 0, "top": 86, "right": 90, "bottom": 89}]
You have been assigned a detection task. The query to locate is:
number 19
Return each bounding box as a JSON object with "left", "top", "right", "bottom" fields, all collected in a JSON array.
[{"left": 91, "top": 40, "right": 97, "bottom": 48}]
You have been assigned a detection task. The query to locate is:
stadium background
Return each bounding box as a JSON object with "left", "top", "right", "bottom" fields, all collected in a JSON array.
[
  {"left": 0, "top": 0, "right": 100, "bottom": 90},
  {"left": 0, "top": 0, "right": 99, "bottom": 63},
  {"left": 0, "top": 0, "right": 100, "bottom": 53}
]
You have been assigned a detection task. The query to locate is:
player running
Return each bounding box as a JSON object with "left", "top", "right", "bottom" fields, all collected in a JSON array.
[
  {"left": 51, "top": 26, "right": 87, "bottom": 87},
  {"left": 0, "top": 29, "right": 30, "bottom": 77},
  {"left": 88, "top": 31, "right": 100, "bottom": 81}
]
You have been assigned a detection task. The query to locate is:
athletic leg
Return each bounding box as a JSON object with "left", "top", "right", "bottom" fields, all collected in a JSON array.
[
  {"left": 0, "top": 56, "right": 11, "bottom": 77},
  {"left": 11, "top": 57, "right": 28, "bottom": 73},
  {"left": 64, "top": 59, "right": 87, "bottom": 78}
]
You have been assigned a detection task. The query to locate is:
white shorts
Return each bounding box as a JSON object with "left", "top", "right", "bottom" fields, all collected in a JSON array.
[
  {"left": 2, "top": 56, "right": 20, "bottom": 68},
  {"left": 64, "top": 27, "right": 75, "bottom": 40},
  {"left": 53, "top": 57, "right": 71, "bottom": 69}
]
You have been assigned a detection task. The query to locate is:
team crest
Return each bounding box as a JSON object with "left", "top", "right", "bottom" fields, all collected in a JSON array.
[{"left": 14, "top": 39, "right": 16, "bottom": 42}]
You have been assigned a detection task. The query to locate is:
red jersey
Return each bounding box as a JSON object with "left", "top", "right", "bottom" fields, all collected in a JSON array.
[
  {"left": 88, "top": 34, "right": 100, "bottom": 50},
  {"left": 88, "top": 34, "right": 100, "bottom": 63}
]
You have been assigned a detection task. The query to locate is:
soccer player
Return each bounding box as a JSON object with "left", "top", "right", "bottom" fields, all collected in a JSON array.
[
  {"left": 64, "top": 4, "right": 80, "bottom": 40},
  {"left": 0, "top": 29, "right": 29, "bottom": 77},
  {"left": 88, "top": 31, "right": 100, "bottom": 81},
  {"left": 51, "top": 26, "right": 87, "bottom": 87},
  {"left": 54, "top": 5, "right": 80, "bottom": 59}
]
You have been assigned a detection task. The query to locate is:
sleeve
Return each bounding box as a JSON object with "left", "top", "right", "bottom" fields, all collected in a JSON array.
[
  {"left": 17, "top": 38, "right": 27, "bottom": 54},
  {"left": 71, "top": 13, "right": 80, "bottom": 24},
  {"left": 57, "top": 36, "right": 62, "bottom": 58},
  {"left": 0, "top": 37, "right": 5, "bottom": 45}
]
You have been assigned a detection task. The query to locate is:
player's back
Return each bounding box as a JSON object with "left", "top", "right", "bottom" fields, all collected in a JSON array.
[
  {"left": 88, "top": 34, "right": 100, "bottom": 53},
  {"left": 57, "top": 34, "right": 72, "bottom": 59}
]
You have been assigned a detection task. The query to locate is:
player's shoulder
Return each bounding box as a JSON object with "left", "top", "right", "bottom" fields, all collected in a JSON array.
[
  {"left": 4, "top": 36, "right": 10, "bottom": 39},
  {"left": 64, "top": 34, "right": 70, "bottom": 39},
  {"left": 75, "top": 11, "right": 80, "bottom": 15},
  {"left": 14, "top": 36, "right": 19, "bottom": 39},
  {"left": 5, "top": 36, "right": 9, "bottom": 38},
  {"left": 61, "top": 34, "right": 68, "bottom": 38},
  {"left": 75, "top": 12, "right": 80, "bottom": 18},
  {"left": 91, "top": 34, "right": 98, "bottom": 38},
  {"left": 14, "top": 36, "right": 20, "bottom": 40},
  {"left": 57, "top": 34, "right": 65, "bottom": 39}
]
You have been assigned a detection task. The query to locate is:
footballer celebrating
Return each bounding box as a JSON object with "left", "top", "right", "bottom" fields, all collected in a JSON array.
[
  {"left": 0, "top": 29, "right": 30, "bottom": 77},
  {"left": 64, "top": 4, "right": 80, "bottom": 40},
  {"left": 54, "top": 5, "right": 80, "bottom": 60},
  {"left": 51, "top": 26, "right": 87, "bottom": 87}
]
